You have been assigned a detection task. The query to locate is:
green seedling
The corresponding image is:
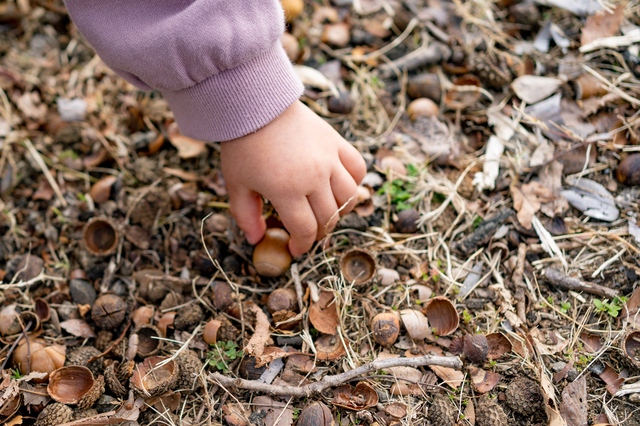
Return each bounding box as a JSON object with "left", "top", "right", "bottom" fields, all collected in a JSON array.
[
  {"left": 560, "top": 301, "right": 571, "bottom": 314},
  {"left": 207, "top": 341, "right": 242, "bottom": 373},
  {"left": 593, "top": 297, "right": 628, "bottom": 318}
]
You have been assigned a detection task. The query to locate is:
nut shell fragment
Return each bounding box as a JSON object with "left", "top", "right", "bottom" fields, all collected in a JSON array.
[
  {"left": 424, "top": 296, "right": 459, "bottom": 336},
  {"left": 83, "top": 217, "right": 119, "bottom": 256},
  {"left": 339, "top": 248, "right": 377, "bottom": 286},
  {"left": 47, "top": 366, "right": 103, "bottom": 408},
  {"left": 131, "top": 356, "right": 179, "bottom": 397},
  {"left": 134, "top": 324, "right": 164, "bottom": 357},
  {"left": 34, "top": 402, "right": 74, "bottom": 426},
  {"left": 315, "top": 334, "right": 346, "bottom": 360}
]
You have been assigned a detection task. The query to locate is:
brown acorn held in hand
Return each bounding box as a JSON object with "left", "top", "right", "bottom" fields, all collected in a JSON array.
[
  {"left": 617, "top": 153, "right": 640, "bottom": 186},
  {"left": 253, "top": 228, "right": 292, "bottom": 277},
  {"left": 371, "top": 312, "right": 400, "bottom": 347},
  {"left": 297, "top": 402, "right": 335, "bottom": 426}
]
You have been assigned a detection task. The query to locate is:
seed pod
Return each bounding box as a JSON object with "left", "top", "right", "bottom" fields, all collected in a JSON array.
[
  {"left": 13, "top": 339, "right": 66, "bottom": 382},
  {"left": 281, "top": 33, "right": 300, "bottom": 62},
  {"left": 130, "top": 356, "right": 179, "bottom": 397},
  {"left": 297, "top": 402, "right": 335, "bottom": 426},
  {"left": 281, "top": 0, "right": 304, "bottom": 22},
  {"left": 424, "top": 296, "right": 459, "bottom": 336},
  {"left": 131, "top": 306, "right": 154, "bottom": 327},
  {"left": 253, "top": 228, "right": 292, "bottom": 277},
  {"left": 339, "top": 248, "right": 376, "bottom": 286},
  {"left": 83, "top": 217, "right": 118, "bottom": 256},
  {"left": 91, "top": 294, "right": 127, "bottom": 330},
  {"left": 157, "top": 312, "right": 176, "bottom": 337},
  {"left": 315, "top": 334, "right": 346, "bottom": 360},
  {"left": 371, "top": 313, "right": 400, "bottom": 347},
  {"left": 617, "top": 154, "right": 640, "bottom": 186},
  {"left": 47, "top": 366, "right": 104, "bottom": 409}
]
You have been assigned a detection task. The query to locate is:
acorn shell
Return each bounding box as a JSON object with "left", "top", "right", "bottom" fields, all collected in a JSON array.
[
  {"left": 339, "top": 248, "right": 377, "bottom": 286},
  {"left": 130, "top": 356, "right": 179, "bottom": 397},
  {"left": 104, "top": 361, "right": 128, "bottom": 398},
  {"left": 47, "top": 366, "right": 103, "bottom": 408},
  {"left": 83, "top": 217, "right": 119, "bottom": 256},
  {"left": 34, "top": 402, "right": 74, "bottom": 426},
  {"left": 424, "top": 296, "right": 459, "bottom": 336},
  {"left": 135, "top": 324, "right": 164, "bottom": 357}
]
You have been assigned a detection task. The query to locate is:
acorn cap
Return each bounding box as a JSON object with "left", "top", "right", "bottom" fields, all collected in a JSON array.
[
  {"left": 428, "top": 394, "right": 455, "bottom": 426},
  {"left": 34, "top": 402, "right": 74, "bottom": 426},
  {"left": 475, "top": 396, "right": 507, "bottom": 426},
  {"left": 104, "top": 362, "right": 128, "bottom": 398},
  {"left": 339, "top": 248, "right": 377, "bottom": 286},
  {"left": 505, "top": 377, "right": 543, "bottom": 416},
  {"left": 315, "top": 334, "right": 347, "bottom": 360},
  {"left": 117, "top": 360, "right": 135, "bottom": 383},
  {"left": 623, "top": 330, "right": 640, "bottom": 367},
  {"left": 175, "top": 350, "right": 204, "bottom": 393},
  {"left": 131, "top": 356, "right": 179, "bottom": 397},
  {"left": 94, "top": 330, "right": 113, "bottom": 352},
  {"left": 83, "top": 217, "right": 119, "bottom": 256},
  {"left": 173, "top": 304, "right": 203, "bottom": 331},
  {"left": 65, "top": 346, "right": 103, "bottom": 377},
  {"left": 135, "top": 324, "right": 164, "bottom": 357},
  {"left": 47, "top": 366, "right": 103, "bottom": 408}
]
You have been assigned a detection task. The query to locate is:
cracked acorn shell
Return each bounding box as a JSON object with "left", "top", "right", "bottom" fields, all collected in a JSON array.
[
  {"left": 131, "top": 356, "right": 179, "bottom": 397},
  {"left": 428, "top": 394, "right": 455, "bottom": 426},
  {"left": 175, "top": 350, "right": 204, "bottom": 393},
  {"left": 34, "top": 402, "right": 74, "bottom": 426},
  {"left": 47, "top": 366, "right": 104, "bottom": 409},
  {"left": 475, "top": 396, "right": 507, "bottom": 426},
  {"left": 173, "top": 303, "right": 203, "bottom": 331},
  {"left": 104, "top": 361, "right": 128, "bottom": 398},
  {"left": 65, "top": 346, "right": 103, "bottom": 377},
  {"left": 505, "top": 377, "right": 544, "bottom": 416},
  {"left": 297, "top": 402, "right": 335, "bottom": 426},
  {"left": 135, "top": 324, "right": 164, "bottom": 357}
]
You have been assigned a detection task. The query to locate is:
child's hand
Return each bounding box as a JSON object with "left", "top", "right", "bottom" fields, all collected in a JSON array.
[{"left": 221, "top": 101, "right": 366, "bottom": 256}]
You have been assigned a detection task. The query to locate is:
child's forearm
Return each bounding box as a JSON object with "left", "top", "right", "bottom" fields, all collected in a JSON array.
[{"left": 63, "top": 0, "right": 303, "bottom": 141}]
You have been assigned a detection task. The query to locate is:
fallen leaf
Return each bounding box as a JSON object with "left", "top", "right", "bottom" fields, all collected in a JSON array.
[
  {"left": 599, "top": 365, "right": 625, "bottom": 395},
  {"left": 59, "top": 397, "right": 144, "bottom": 425},
  {"left": 539, "top": 363, "right": 568, "bottom": 426},
  {"left": 559, "top": 376, "right": 587, "bottom": 426},
  {"left": 17, "top": 92, "right": 47, "bottom": 121},
  {"left": 512, "top": 75, "right": 563, "bottom": 104},
  {"left": 253, "top": 396, "right": 294, "bottom": 426},
  {"left": 580, "top": 333, "right": 602, "bottom": 353},
  {"left": 581, "top": 5, "right": 625, "bottom": 46},
  {"left": 244, "top": 303, "right": 270, "bottom": 358},
  {"left": 385, "top": 402, "right": 407, "bottom": 419},
  {"left": 468, "top": 366, "right": 501, "bottom": 393},
  {"left": 463, "top": 398, "right": 475, "bottom": 425},
  {"left": 309, "top": 291, "right": 339, "bottom": 335},
  {"left": 168, "top": 123, "right": 207, "bottom": 159},
  {"left": 429, "top": 365, "right": 464, "bottom": 389},
  {"left": 486, "top": 333, "right": 512, "bottom": 360},
  {"left": 32, "top": 178, "right": 55, "bottom": 201},
  {"left": 561, "top": 177, "right": 619, "bottom": 221},
  {"left": 60, "top": 319, "right": 96, "bottom": 338},
  {"left": 512, "top": 182, "right": 555, "bottom": 229},
  {"left": 332, "top": 382, "right": 379, "bottom": 410},
  {"left": 162, "top": 167, "right": 201, "bottom": 181}
]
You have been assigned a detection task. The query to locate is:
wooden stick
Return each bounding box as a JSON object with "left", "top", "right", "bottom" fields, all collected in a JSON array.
[
  {"left": 209, "top": 355, "right": 461, "bottom": 397},
  {"left": 543, "top": 268, "right": 619, "bottom": 299}
]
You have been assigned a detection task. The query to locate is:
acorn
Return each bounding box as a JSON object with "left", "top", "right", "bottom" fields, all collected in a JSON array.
[
  {"left": 407, "top": 98, "right": 439, "bottom": 121},
  {"left": 475, "top": 396, "right": 507, "bottom": 426},
  {"left": 239, "top": 356, "right": 267, "bottom": 380},
  {"left": 407, "top": 73, "right": 441, "bottom": 101},
  {"left": 34, "top": 402, "right": 74, "bottom": 426},
  {"left": 339, "top": 248, "right": 376, "bottom": 286},
  {"left": 13, "top": 338, "right": 66, "bottom": 382},
  {"left": 65, "top": 346, "right": 103, "bottom": 377},
  {"left": 463, "top": 334, "right": 489, "bottom": 364},
  {"left": 371, "top": 312, "right": 400, "bottom": 347},
  {"left": 253, "top": 228, "right": 292, "bottom": 277},
  {"left": 297, "top": 402, "right": 335, "bottom": 426},
  {"left": 134, "top": 324, "right": 164, "bottom": 357},
  {"left": 131, "top": 306, "right": 154, "bottom": 327},
  {"left": 104, "top": 361, "right": 128, "bottom": 398},
  {"left": 48, "top": 366, "right": 104, "bottom": 409},
  {"left": 91, "top": 294, "right": 127, "bottom": 330},
  {"left": 90, "top": 175, "right": 118, "bottom": 204},
  {"left": 394, "top": 209, "right": 420, "bottom": 233},
  {"left": 328, "top": 92, "right": 354, "bottom": 114},
  {"left": 281, "top": 0, "right": 303, "bottom": 22},
  {"left": 281, "top": 32, "right": 300, "bottom": 62},
  {"left": 428, "top": 394, "right": 455, "bottom": 426},
  {"left": 175, "top": 350, "right": 204, "bottom": 393},
  {"left": 83, "top": 217, "right": 119, "bottom": 256},
  {"left": 617, "top": 154, "right": 640, "bottom": 186},
  {"left": 505, "top": 377, "right": 544, "bottom": 416},
  {"left": 424, "top": 296, "right": 459, "bottom": 336},
  {"left": 267, "top": 288, "right": 298, "bottom": 313},
  {"left": 173, "top": 303, "right": 204, "bottom": 331},
  {"left": 315, "top": 334, "right": 346, "bottom": 360},
  {"left": 130, "top": 356, "right": 179, "bottom": 397}
]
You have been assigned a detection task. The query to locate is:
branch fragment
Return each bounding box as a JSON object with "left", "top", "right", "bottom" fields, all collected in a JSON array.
[{"left": 543, "top": 268, "right": 619, "bottom": 299}]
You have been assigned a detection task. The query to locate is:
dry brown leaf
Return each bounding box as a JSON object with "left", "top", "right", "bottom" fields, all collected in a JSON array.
[
  {"left": 539, "top": 161, "right": 569, "bottom": 217},
  {"left": 559, "top": 376, "right": 587, "bottom": 426},
  {"left": 168, "top": 123, "right": 207, "bottom": 159},
  {"left": 599, "top": 365, "right": 625, "bottom": 395},
  {"left": 20, "top": 383, "right": 48, "bottom": 407},
  {"left": 162, "top": 167, "right": 201, "bottom": 181},
  {"left": 309, "top": 291, "right": 339, "bottom": 335},
  {"left": 539, "top": 363, "right": 568, "bottom": 426},
  {"left": 332, "top": 382, "right": 379, "bottom": 410},
  {"left": 463, "top": 398, "right": 475, "bottom": 426},
  {"left": 60, "top": 319, "right": 96, "bottom": 338},
  {"left": 468, "top": 366, "right": 500, "bottom": 394},
  {"left": 511, "top": 182, "right": 555, "bottom": 229},
  {"left": 244, "top": 303, "right": 270, "bottom": 358},
  {"left": 581, "top": 4, "right": 625, "bottom": 46},
  {"left": 253, "top": 396, "right": 294, "bottom": 426},
  {"left": 429, "top": 365, "right": 464, "bottom": 389}
]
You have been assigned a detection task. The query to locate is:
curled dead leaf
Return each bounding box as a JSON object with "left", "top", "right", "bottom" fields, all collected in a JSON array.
[
  {"left": 309, "top": 291, "right": 339, "bottom": 335},
  {"left": 332, "top": 382, "right": 378, "bottom": 410},
  {"left": 469, "top": 366, "right": 501, "bottom": 394}
]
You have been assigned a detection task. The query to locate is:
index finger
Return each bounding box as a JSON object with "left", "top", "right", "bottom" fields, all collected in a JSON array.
[{"left": 272, "top": 198, "right": 318, "bottom": 257}]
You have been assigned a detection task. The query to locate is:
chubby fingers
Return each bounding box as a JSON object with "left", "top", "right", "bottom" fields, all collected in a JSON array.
[
  {"left": 339, "top": 143, "right": 367, "bottom": 184},
  {"left": 331, "top": 168, "right": 358, "bottom": 216},
  {"left": 272, "top": 198, "right": 318, "bottom": 257},
  {"left": 308, "top": 187, "right": 340, "bottom": 240},
  {"left": 227, "top": 185, "right": 266, "bottom": 245}
]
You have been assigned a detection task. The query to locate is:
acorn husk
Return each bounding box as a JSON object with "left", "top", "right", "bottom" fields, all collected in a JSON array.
[
  {"left": 622, "top": 330, "right": 640, "bottom": 367},
  {"left": 104, "top": 361, "right": 128, "bottom": 398},
  {"left": 423, "top": 296, "right": 459, "bottom": 336},
  {"left": 83, "top": 217, "right": 119, "bottom": 256},
  {"left": 339, "top": 248, "right": 377, "bottom": 286},
  {"left": 130, "top": 356, "right": 179, "bottom": 397},
  {"left": 34, "top": 402, "right": 74, "bottom": 426},
  {"left": 47, "top": 366, "right": 104, "bottom": 409},
  {"left": 174, "top": 350, "right": 204, "bottom": 393},
  {"left": 134, "top": 324, "right": 164, "bottom": 357}
]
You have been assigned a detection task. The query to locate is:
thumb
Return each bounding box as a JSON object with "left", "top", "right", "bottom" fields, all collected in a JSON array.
[{"left": 228, "top": 185, "right": 266, "bottom": 245}]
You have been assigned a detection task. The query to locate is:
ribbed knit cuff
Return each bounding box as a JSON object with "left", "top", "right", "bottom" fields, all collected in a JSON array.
[{"left": 162, "top": 43, "right": 303, "bottom": 142}]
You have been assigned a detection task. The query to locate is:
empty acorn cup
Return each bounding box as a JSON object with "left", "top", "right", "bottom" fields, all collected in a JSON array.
[
  {"left": 423, "top": 296, "right": 459, "bottom": 336},
  {"left": 339, "top": 248, "right": 377, "bottom": 286},
  {"left": 134, "top": 324, "right": 164, "bottom": 357},
  {"left": 623, "top": 330, "right": 640, "bottom": 367},
  {"left": 83, "top": 217, "right": 119, "bottom": 256},
  {"left": 47, "top": 366, "right": 104, "bottom": 409},
  {"left": 130, "top": 356, "right": 179, "bottom": 397}
]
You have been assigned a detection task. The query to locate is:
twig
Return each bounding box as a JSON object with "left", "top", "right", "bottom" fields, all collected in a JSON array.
[
  {"left": 0, "top": 322, "right": 32, "bottom": 370},
  {"left": 378, "top": 42, "right": 451, "bottom": 78},
  {"left": 23, "top": 139, "right": 67, "bottom": 207},
  {"left": 513, "top": 243, "right": 528, "bottom": 324},
  {"left": 209, "top": 355, "right": 461, "bottom": 397},
  {"left": 543, "top": 268, "right": 619, "bottom": 299}
]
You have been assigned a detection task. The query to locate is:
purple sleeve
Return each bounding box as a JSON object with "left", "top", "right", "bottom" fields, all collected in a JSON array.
[{"left": 63, "top": 0, "right": 303, "bottom": 142}]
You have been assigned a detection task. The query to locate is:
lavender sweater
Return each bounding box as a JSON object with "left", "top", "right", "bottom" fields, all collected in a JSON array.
[{"left": 63, "top": 0, "right": 304, "bottom": 142}]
